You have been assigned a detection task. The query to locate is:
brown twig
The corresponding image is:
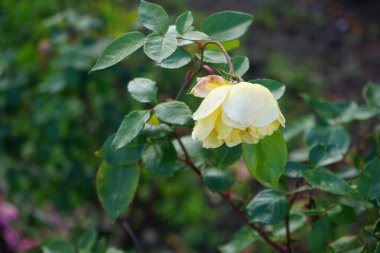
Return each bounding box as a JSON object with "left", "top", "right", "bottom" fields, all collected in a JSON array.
[{"left": 173, "top": 133, "right": 286, "bottom": 253}]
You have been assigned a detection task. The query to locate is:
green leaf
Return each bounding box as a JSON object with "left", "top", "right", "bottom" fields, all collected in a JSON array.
[
  {"left": 154, "top": 101, "right": 192, "bottom": 125},
  {"left": 94, "top": 238, "right": 107, "bottom": 253},
  {"left": 158, "top": 48, "right": 191, "bottom": 69},
  {"left": 175, "top": 11, "right": 193, "bottom": 34},
  {"left": 249, "top": 79, "right": 286, "bottom": 100},
  {"left": 225, "top": 56, "right": 249, "bottom": 77},
  {"left": 91, "top": 32, "right": 145, "bottom": 71},
  {"left": 127, "top": 77, "right": 157, "bottom": 103},
  {"left": 101, "top": 134, "right": 143, "bottom": 167},
  {"left": 144, "top": 33, "right": 177, "bottom": 63},
  {"left": 78, "top": 230, "right": 97, "bottom": 253},
  {"left": 202, "top": 50, "right": 227, "bottom": 64},
  {"left": 201, "top": 11, "right": 253, "bottom": 41},
  {"left": 242, "top": 131, "right": 287, "bottom": 189},
  {"left": 328, "top": 236, "right": 363, "bottom": 253},
  {"left": 272, "top": 212, "right": 307, "bottom": 238},
  {"left": 246, "top": 189, "right": 290, "bottom": 225},
  {"left": 308, "top": 217, "right": 331, "bottom": 253},
  {"left": 182, "top": 31, "right": 210, "bottom": 40},
  {"left": 202, "top": 167, "right": 234, "bottom": 192},
  {"left": 142, "top": 140, "right": 177, "bottom": 176},
  {"left": 309, "top": 144, "right": 344, "bottom": 167},
  {"left": 302, "top": 168, "right": 350, "bottom": 195},
  {"left": 142, "top": 123, "right": 172, "bottom": 138},
  {"left": 106, "top": 247, "right": 125, "bottom": 253},
  {"left": 353, "top": 106, "right": 379, "bottom": 120},
  {"left": 364, "top": 83, "right": 380, "bottom": 109},
  {"left": 304, "top": 126, "right": 350, "bottom": 155},
  {"left": 327, "top": 204, "right": 357, "bottom": 224},
  {"left": 219, "top": 226, "right": 258, "bottom": 253},
  {"left": 42, "top": 239, "right": 75, "bottom": 253},
  {"left": 96, "top": 162, "right": 139, "bottom": 220},
  {"left": 211, "top": 145, "right": 242, "bottom": 168},
  {"left": 284, "top": 161, "right": 308, "bottom": 178},
  {"left": 172, "top": 135, "right": 209, "bottom": 162},
  {"left": 138, "top": 1, "right": 169, "bottom": 34},
  {"left": 358, "top": 157, "right": 380, "bottom": 202},
  {"left": 111, "top": 110, "right": 151, "bottom": 150},
  {"left": 283, "top": 115, "right": 315, "bottom": 141}
]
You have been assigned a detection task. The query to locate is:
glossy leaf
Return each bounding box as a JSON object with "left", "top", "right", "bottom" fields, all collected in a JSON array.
[
  {"left": 158, "top": 48, "right": 191, "bottom": 69},
  {"left": 202, "top": 167, "right": 234, "bottom": 192},
  {"left": 309, "top": 144, "right": 344, "bottom": 167},
  {"left": 144, "top": 33, "right": 177, "bottom": 63},
  {"left": 138, "top": 1, "right": 169, "bottom": 34},
  {"left": 219, "top": 226, "right": 258, "bottom": 253},
  {"left": 358, "top": 157, "right": 380, "bottom": 202},
  {"left": 111, "top": 110, "right": 150, "bottom": 150},
  {"left": 246, "top": 189, "right": 290, "bottom": 225},
  {"left": 142, "top": 123, "right": 172, "bottom": 138},
  {"left": 101, "top": 134, "right": 143, "bottom": 166},
  {"left": 328, "top": 236, "right": 363, "bottom": 253},
  {"left": 242, "top": 131, "right": 287, "bottom": 189},
  {"left": 249, "top": 79, "right": 286, "bottom": 100},
  {"left": 91, "top": 32, "right": 145, "bottom": 71},
  {"left": 175, "top": 11, "right": 193, "bottom": 34},
  {"left": 142, "top": 140, "right": 177, "bottom": 176},
  {"left": 202, "top": 50, "right": 227, "bottom": 64},
  {"left": 127, "top": 77, "right": 157, "bottom": 103},
  {"left": 96, "top": 162, "right": 139, "bottom": 220},
  {"left": 302, "top": 168, "right": 350, "bottom": 195},
  {"left": 308, "top": 217, "right": 331, "bottom": 253},
  {"left": 154, "top": 101, "right": 192, "bottom": 125},
  {"left": 201, "top": 11, "right": 253, "bottom": 41},
  {"left": 182, "top": 31, "right": 210, "bottom": 40}
]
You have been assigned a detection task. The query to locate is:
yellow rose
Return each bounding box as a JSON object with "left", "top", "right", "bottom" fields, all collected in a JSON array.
[{"left": 191, "top": 75, "right": 285, "bottom": 148}]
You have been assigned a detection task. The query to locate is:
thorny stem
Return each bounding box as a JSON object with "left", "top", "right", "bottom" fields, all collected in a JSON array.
[{"left": 173, "top": 133, "right": 287, "bottom": 253}]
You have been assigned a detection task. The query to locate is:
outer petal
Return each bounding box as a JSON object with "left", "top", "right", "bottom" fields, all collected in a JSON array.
[
  {"left": 192, "top": 109, "right": 219, "bottom": 141},
  {"left": 190, "top": 75, "right": 231, "bottom": 98},
  {"left": 193, "top": 85, "right": 231, "bottom": 120},
  {"left": 203, "top": 130, "right": 223, "bottom": 148},
  {"left": 222, "top": 82, "right": 280, "bottom": 127}
]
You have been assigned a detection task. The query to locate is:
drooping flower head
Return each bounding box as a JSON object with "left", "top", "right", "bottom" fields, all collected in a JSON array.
[{"left": 191, "top": 75, "right": 285, "bottom": 148}]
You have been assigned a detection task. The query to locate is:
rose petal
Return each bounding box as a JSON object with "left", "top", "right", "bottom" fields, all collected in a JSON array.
[
  {"left": 190, "top": 75, "right": 231, "bottom": 98},
  {"left": 193, "top": 85, "right": 230, "bottom": 120}
]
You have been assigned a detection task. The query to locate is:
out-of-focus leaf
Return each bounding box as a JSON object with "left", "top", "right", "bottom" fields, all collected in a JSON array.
[
  {"left": 144, "top": 33, "right": 177, "bottom": 63},
  {"left": 363, "top": 83, "right": 380, "bottom": 109},
  {"left": 158, "top": 48, "right": 191, "bottom": 69},
  {"left": 101, "top": 135, "right": 143, "bottom": 166},
  {"left": 201, "top": 11, "right": 253, "bottom": 41},
  {"left": 283, "top": 115, "right": 315, "bottom": 141},
  {"left": 202, "top": 167, "right": 234, "bottom": 192},
  {"left": 111, "top": 110, "right": 151, "bottom": 150},
  {"left": 272, "top": 212, "right": 307, "bottom": 238},
  {"left": 219, "top": 226, "right": 258, "bottom": 253},
  {"left": 96, "top": 162, "right": 139, "bottom": 220},
  {"left": 78, "top": 230, "right": 97, "bottom": 253},
  {"left": 42, "top": 239, "right": 75, "bottom": 253},
  {"left": 302, "top": 168, "right": 350, "bottom": 195},
  {"left": 175, "top": 11, "right": 193, "bottom": 34},
  {"left": 328, "top": 236, "right": 363, "bottom": 253},
  {"left": 246, "top": 189, "right": 290, "bottom": 225},
  {"left": 127, "top": 78, "right": 157, "bottom": 103},
  {"left": 309, "top": 144, "right": 344, "bottom": 167},
  {"left": 284, "top": 161, "right": 308, "bottom": 178},
  {"left": 172, "top": 135, "right": 209, "bottom": 162},
  {"left": 212, "top": 144, "right": 242, "bottom": 167},
  {"left": 225, "top": 56, "right": 249, "bottom": 77},
  {"left": 249, "top": 79, "right": 286, "bottom": 100},
  {"left": 308, "top": 217, "right": 331, "bottom": 253},
  {"left": 154, "top": 101, "right": 192, "bottom": 126},
  {"left": 91, "top": 32, "right": 145, "bottom": 71},
  {"left": 138, "top": 1, "right": 169, "bottom": 34},
  {"left": 327, "top": 205, "right": 357, "bottom": 224},
  {"left": 142, "top": 140, "right": 177, "bottom": 176},
  {"left": 243, "top": 131, "right": 287, "bottom": 189},
  {"left": 358, "top": 157, "right": 380, "bottom": 202}
]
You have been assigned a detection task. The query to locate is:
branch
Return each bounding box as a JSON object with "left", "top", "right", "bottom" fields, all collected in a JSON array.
[{"left": 173, "top": 133, "right": 286, "bottom": 253}]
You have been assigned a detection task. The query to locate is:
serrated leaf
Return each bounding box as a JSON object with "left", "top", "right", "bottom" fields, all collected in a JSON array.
[
  {"left": 144, "top": 33, "right": 177, "bottom": 63},
  {"left": 219, "top": 226, "right": 258, "bottom": 253},
  {"left": 111, "top": 110, "right": 150, "bottom": 150},
  {"left": 142, "top": 140, "right": 176, "bottom": 176},
  {"left": 158, "top": 48, "right": 191, "bottom": 69},
  {"left": 138, "top": 1, "right": 169, "bottom": 34},
  {"left": 127, "top": 77, "right": 157, "bottom": 103},
  {"left": 91, "top": 32, "right": 145, "bottom": 71},
  {"left": 154, "top": 101, "right": 192, "bottom": 125},
  {"left": 176, "top": 11, "right": 193, "bottom": 34},
  {"left": 358, "top": 157, "right": 380, "bottom": 202},
  {"left": 201, "top": 11, "right": 253, "bottom": 41},
  {"left": 96, "top": 162, "right": 139, "bottom": 220},
  {"left": 101, "top": 134, "right": 143, "bottom": 166},
  {"left": 249, "top": 79, "right": 286, "bottom": 100},
  {"left": 242, "top": 131, "right": 287, "bottom": 189},
  {"left": 202, "top": 167, "right": 234, "bottom": 192},
  {"left": 246, "top": 189, "right": 290, "bottom": 225},
  {"left": 308, "top": 217, "right": 331, "bottom": 253},
  {"left": 302, "top": 168, "right": 350, "bottom": 195}
]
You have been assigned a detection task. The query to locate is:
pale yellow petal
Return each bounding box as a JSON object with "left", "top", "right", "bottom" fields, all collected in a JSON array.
[
  {"left": 241, "top": 129, "right": 260, "bottom": 144},
  {"left": 190, "top": 75, "right": 231, "bottom": 98},
  {"left": 222, "top": 111, "right": 245, "bottom": 130},
  {"left": 225, "top": 129, "right": 243, "bottom": 147},
  {"left": 203, "top": 130, "right": 223, "bottom": 148},
  {"left": 222, "top": 82, "right": 280, "bottom": 127},
  {"left": 192, "top": 109, "right": 219, "bottom": 141},
  {"left": 256, "top": 120, "right": 281, "bottom": 136},
  {"left": 215, "top": 116, "right": 232, "bottom": 140},
  {"left": 193, "top": 85, "right": 231, "bottom": 120}
]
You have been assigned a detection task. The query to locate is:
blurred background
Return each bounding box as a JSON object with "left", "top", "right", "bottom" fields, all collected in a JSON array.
[{"left": 0, "top": 0, "right": 379, "bottom": 252}]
